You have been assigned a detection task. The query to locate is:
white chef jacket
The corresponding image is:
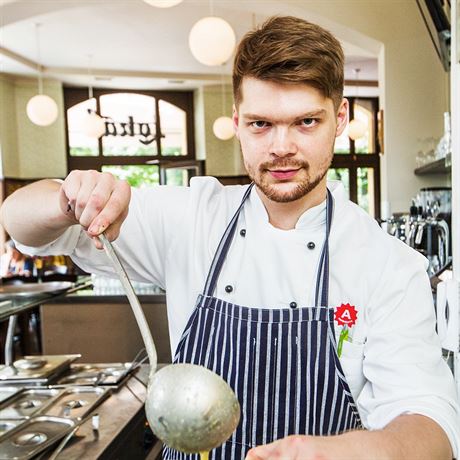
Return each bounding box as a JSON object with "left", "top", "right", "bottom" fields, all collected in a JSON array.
[{"left": 18, "top": 178, "right": 460, "bottom": 455}]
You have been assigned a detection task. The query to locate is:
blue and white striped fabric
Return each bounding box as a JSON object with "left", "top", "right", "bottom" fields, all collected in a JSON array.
[{"left": 163, "top": 185, "right": 362, "bottom": 460}]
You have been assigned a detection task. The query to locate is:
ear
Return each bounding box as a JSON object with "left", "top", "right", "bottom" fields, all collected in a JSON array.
[
  {"left": 232, "top": 104, "right": 240, "bottom": 139},
  {"left": 335, "top": 98, "right": 349, "bottom": 137}
]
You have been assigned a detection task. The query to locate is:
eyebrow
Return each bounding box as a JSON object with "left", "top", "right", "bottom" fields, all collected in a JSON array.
[{"left": 241, "top": 109, "right": 327, "bottom": 122}]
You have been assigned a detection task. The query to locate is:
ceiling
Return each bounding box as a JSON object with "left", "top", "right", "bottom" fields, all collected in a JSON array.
[{"left": 0, "top": 0, "right": 379, "bottom": 95}]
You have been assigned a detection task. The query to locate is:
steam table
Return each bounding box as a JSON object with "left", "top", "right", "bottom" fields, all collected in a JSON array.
[{"left": 40, "top": 366, "right": 160, "bottom": 460}]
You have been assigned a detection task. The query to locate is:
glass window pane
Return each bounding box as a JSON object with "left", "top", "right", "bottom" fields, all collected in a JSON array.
[
  {"left": 353, "top": 100, "right": 375, "bottom": 154},
  {"left": 334, "top": 127, "right": 350, "bottom": 154},
  {"left": 357, "top": 167, "right": 375, "bottom": 217},
  {"left": 67, "top": 98, "right": 99, "bottom": 157},
  {"left": 102, "top": 165, "right": 159, "bottom": 188},
  {"left": 158, "top": 100, "right": 187, "bottom": 156},
  {"left": 327, "top": 168, "right": 350, "bottom": 198},
  {"left": 165, "top": 168, "right": 189, "bottom": 186},
  {"left": 100, "top": 93, "right": 158, "bottom": 157}
]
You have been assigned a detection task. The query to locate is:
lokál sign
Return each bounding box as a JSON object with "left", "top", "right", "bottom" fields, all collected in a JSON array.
[{"left": 91, "top": 111, "right": 164, "bottom": 145}]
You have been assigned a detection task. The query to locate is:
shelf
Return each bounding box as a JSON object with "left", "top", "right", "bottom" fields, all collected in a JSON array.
[{"left": 414, "top": 158, "right": 451, "bottom": 175}]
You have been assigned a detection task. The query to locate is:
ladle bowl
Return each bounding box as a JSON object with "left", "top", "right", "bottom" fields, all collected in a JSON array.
[
  {"left": 146, "top": 363, "right": 240, "bottom": 453},
  {"left": 98, "top": 234, "right": 240, "bottom": 454}
]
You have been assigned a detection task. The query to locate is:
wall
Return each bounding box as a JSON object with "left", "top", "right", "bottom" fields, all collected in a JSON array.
[
  {"left": 0, "top": 74, "right": 67, "bottom": 179},
  {"left": 196, "top": 84, "right": 246, "bottom": 177},
  {"left": 291, "top": 0, "right": 451, "bottom": 213},
  {"left": 0, "top": 75, "right": 20, "bottom": 177}
]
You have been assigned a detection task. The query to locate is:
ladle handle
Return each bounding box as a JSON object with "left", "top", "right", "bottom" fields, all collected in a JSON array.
[{"left": 98, "top": 233, "right": 157, "bottom": 377}]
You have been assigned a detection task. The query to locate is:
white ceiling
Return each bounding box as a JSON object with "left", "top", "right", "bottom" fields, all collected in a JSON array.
[{"left": 0, "top": 0, "right": 379, "bottom": 93}]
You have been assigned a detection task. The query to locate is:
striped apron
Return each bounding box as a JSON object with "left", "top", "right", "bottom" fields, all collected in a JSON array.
[{"left": 164, "top": 184, "right": 362, "bottom": 460}]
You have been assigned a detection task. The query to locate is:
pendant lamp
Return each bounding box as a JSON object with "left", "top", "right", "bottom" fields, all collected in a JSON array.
[
  {"left": 26, "top": 24, "right": 58, "bottom": 127},
  {"left": 213, "top": 68, "right": 234, "bottom": 140},
  {"left": 348, "top": 68, "right": 367, "bottom": 141},
  {"left": 143, "top": 0, "right": 183, "bottom": 7},
  {"left": 81, "top": 55, "right": 106, "bottom": 139},
  {"left": 189, "top": 1, "right": 235, "bottom": 66}
]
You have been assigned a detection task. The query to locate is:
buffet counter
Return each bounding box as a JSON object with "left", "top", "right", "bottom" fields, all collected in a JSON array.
[{"left": 40, "top": 285, "right": 171, "bottom": 365}]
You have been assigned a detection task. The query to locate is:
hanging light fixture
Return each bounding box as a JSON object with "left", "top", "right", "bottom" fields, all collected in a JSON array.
[
  {"left": 213, "top": 66, "right": 234, "bottom": 140},
  {"left": 143, "top": 0, "right": 183, "bottom": 7},
  {"left": 348, "top": 68, "right": 367, "bottom": 141},
  {"left": 189, "top": 1, "right": 236, "bottom": 66},
  {"left": 81, "top": 55, "right": 106, "bottom": 139},
  {"left": 26, "top": 23, "right": 58, "bottom": 127}
]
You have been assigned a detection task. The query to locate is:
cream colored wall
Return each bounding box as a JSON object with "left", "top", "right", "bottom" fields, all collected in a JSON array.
[
  {"left": 0, "top": 74, "right": 67, "bottom": 179},
  {"left": 298, "top": 0, "right": 450, "bottom": 213},
  {"left": 198, "top": 84, "right": 245, "bottom": 177},
  {"left": 0, "top": 75, "right": 20, "bottom": 177}
]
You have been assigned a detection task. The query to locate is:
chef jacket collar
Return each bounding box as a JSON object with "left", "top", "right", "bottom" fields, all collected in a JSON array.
[{"left": 247, "top": 180, "right": 346, "bottom": 231}]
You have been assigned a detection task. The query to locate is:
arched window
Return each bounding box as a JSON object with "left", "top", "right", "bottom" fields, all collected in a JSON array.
[{"left": 65, "top": 88, "right": 202, "bottom": 187}]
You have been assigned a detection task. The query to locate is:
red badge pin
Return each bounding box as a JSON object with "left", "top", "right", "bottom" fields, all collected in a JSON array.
[{"left": 334, "top": 303, "right": 358, "bottom": 328}]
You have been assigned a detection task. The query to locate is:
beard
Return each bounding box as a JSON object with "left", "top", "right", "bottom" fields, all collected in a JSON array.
[{"left": 244, "top": 152, "right": 333, "bottom": 203}]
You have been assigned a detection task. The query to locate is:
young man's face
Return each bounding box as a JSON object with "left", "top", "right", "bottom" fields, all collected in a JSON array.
[{"left": 233, "top": 77, "right": 348, "bottom": 203}]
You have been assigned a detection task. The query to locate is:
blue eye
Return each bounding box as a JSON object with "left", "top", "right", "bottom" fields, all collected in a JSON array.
[
  {"left": 302, "top": 118, "right": 316, "bottom": 126},
  {"left": 251, "top": 121, "right": 268, "bottom": 128}
]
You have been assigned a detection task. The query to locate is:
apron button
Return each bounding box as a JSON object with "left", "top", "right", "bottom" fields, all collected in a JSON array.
[
  {"left": 290, "top": 301, "right": 297, "bottom": 308},
  {"left": 225, "top": 285, "right": 233, "bottom": 293},
  {"left": 240, "top": 229, "right": 246, "bottom": 237},
  {"left": 307, "top": 241, "right": 316, "bottom": 250}
]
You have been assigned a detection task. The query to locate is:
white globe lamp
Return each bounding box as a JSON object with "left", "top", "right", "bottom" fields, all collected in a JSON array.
[
  {"left": 143, "top": 0, "right": 183, "bottom": 7},
  {"left": 213, "top": 116, "right": 234, "bottom": 140},
  {"left": 82, "top": 112, "right": 106, "bottom": 138},
  {"left": 189, "top": 17, "right": 236, "bottom": 66},
  {"left": 348, "top": 119, "right": 367, "bottom": 141},
  {"left": 26, "top": 94, "right": 58, "bottom": 126}
]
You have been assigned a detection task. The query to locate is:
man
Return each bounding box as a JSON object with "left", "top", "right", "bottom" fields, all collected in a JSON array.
[{"left": 1, "top": 16, "right": 458, "bottom": 460}]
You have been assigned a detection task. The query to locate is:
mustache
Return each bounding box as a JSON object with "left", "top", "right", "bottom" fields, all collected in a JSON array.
[{"left": 259, "top": 158, "right": 310, "bottom": 171}]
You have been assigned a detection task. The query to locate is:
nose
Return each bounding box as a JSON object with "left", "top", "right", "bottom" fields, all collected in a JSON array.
[{"left": 269, "top": 126, "right": 297, "bottom": 157}]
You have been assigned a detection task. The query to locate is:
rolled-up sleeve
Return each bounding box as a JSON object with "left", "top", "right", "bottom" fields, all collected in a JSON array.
[{"left": 358, "top": 240, "right": 460, "bottom": 457}]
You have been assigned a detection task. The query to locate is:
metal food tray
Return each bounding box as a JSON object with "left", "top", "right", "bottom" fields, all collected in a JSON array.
[
  {"left": 0, "top": 419, "right": 23, "bottom": 436},
  {"left": 56, "top": 362, "right": 136, "bottom": 387},
  {"left": 42, "top": 386, "right": 111, "bottom": 420},
  {"left": 0, "top": 282, "right": 73, "bottom": 299},
  {"left": 0, "top": 354, "right": 81, "bottom": 384},
  {"left": 0, "top": 387, "right": 24, "bottom": 405},
  {"left": 0, "top": 415, "right": 75, "bottom": 460},
  {"left": 0, "top": 388, "right": 62, "bottom": 419}
]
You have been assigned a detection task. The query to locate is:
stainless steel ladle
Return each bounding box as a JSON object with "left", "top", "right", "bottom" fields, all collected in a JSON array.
[{"left": 98, "top": 234, "right": 240, "bottom": 454}]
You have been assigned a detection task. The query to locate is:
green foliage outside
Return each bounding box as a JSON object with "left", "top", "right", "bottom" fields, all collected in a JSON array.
[{"left": 102, "top": 165, "right": 159, "bottom": 188}]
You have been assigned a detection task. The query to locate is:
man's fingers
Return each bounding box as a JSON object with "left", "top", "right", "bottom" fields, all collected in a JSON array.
[
  {"left": 77, "top": 172, "right": 117, "bottom": 228},
  {"left": 87, "top": 181, "right": 131, "bottom": 237},
  {"left": 246, "top": 440, "right": 281, "bottom": 460}
]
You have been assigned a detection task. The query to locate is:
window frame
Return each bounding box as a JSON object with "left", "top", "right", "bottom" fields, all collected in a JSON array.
[
  {"left": 64, "top": 87, "right": 196, "bottom": 172},
  {"left": 331, "top": 96, "right": 381, "bottom": 218}
]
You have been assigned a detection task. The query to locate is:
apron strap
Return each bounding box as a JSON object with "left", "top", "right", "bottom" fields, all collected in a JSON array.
[
  {"left": 203, "top": 183, "right": 254, "bottom": 297},
  {"left": 203, "top": 184, "right": 334, "bottom": 305},
  {"left": 314, "top": 189, "right": 334, "bottom": 307}
]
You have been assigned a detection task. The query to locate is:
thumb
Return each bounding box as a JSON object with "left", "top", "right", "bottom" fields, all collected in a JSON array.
[{"left": 246, "top": 439, "right": 281, "bottom": 460}]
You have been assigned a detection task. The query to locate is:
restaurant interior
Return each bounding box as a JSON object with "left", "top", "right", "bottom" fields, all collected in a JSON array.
[{"left": 0, "top": 0, "right": 458, "bottom": 458}]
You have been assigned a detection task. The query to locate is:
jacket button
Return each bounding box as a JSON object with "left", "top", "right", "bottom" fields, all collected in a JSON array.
[
  {"left": 225, "top": 285, "right": 233, "bottom": 293},
  {"left": 290, "top": 301, "right": 297, "bottom": 309},
  {"left": 307, "top": 241, "right": 315, "bottom": 250},
  {"left": 240, "top": 229, "right": 246, "bottom": 237}
]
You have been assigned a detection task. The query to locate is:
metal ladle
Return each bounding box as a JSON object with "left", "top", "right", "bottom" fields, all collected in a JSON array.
[{"left": 98, "top": 234, "right": 240, "bottom": 454}]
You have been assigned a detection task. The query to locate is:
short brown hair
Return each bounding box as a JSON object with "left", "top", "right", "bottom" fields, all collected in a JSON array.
[{"left": 233, "top": 16, "right": 344, "bottom": 111}]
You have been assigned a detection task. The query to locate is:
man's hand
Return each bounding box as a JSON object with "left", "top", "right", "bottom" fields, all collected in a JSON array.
[
  {"left": 60, "top": 170, "right": 131, "bottom": 248},
  {"left": 245, "top": 415, "right": 452, "bottom": 460},
  {"left": 0, "top": 170, "right": 131, "bottom": 249},
  {"left": 246, "top": 434, "right": 348, "bottom": 460}
]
